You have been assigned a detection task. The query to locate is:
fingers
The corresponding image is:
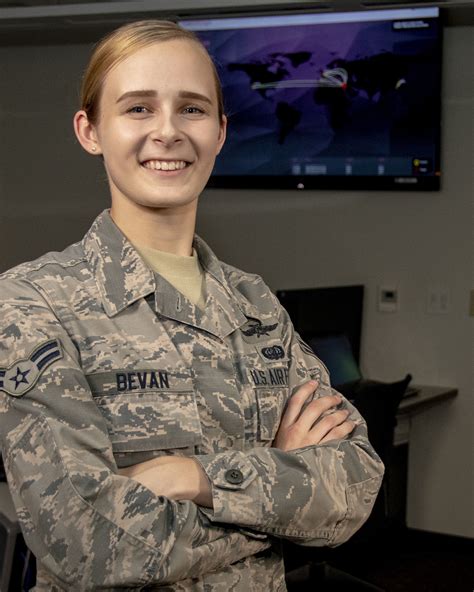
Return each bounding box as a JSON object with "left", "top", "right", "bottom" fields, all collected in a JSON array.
[
  {"left": 318, "top": 419, "right": 356, "bottom": 444},
  {"left": 296, "top": 393, "right": 343, "bottom": 433},
  {"left": 274, "top": 382, "right": 355, "bottom": 451},
  {"left": 279, "top": 380, "right": 319, "bottom": 428},
  {"left": 308, "top": 407, "right": 351, "bottom": 441}
]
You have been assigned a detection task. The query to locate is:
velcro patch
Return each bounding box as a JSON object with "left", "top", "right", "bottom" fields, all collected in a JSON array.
[
  {"left": 0, "top": 339, "right": 63, "bottom": 397},
  {"left": 249, "top": 366, "right": 289, "bottom": 388},
  {"left": 260, "top": 345, "right": 285, "bottom": 361},
  {"left": 240, "top": 317, "right": 279, "bottom": 343}
]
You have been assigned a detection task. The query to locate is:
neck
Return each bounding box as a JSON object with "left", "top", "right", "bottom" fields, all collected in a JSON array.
[{"left": 110, "top": 198, "right": 197, "bottom": 257}]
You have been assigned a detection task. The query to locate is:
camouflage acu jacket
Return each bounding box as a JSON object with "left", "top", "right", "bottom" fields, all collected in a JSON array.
[{"left": 0, "top": 210, "right": 383, "bottom": 591}]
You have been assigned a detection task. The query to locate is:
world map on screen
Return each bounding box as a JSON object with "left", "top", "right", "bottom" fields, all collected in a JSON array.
[
  {"left": 227, "top": 50, "right": 413, "bottom": 146},
  {"left": 196, "top": 18, "right": 440, "bottom": 176}
]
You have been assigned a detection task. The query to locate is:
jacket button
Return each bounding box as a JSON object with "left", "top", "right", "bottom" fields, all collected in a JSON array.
[{"left": 225, "top": 468, "right": 244, "bottom": 485}]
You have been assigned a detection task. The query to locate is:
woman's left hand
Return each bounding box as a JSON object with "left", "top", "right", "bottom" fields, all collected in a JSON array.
[
  {"left": 118, "top": 456, "right": 213, "bottom": 508},
  {"left": 273, "top": 380, "right": 355, "bottom": 451}
]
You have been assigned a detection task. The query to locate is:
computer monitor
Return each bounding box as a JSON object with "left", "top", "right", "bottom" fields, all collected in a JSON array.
[
  {"left": 308, "top": 333, "right": 362, "bottom": 388},
  {"left": 276, "top": 285, "right": 364, "bottom": 387}
]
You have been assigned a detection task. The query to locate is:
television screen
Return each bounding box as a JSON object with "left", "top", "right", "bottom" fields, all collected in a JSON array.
[
  {"left": 276, "top": 285, "right": 364, "bottom": 364},
  {"left": 181, "top": 7, "right": 442, "bottom": 191}
]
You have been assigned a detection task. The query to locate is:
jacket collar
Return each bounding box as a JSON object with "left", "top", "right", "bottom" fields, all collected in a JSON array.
[
  {"left": 82, "top": 210, "right": 249, "bottom": 339},
  {"left": 83, "top": 210, "right": 155, "bottom": 317}
]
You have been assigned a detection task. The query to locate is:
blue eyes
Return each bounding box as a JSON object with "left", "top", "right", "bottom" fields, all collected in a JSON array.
[
  {"left": 128, "top": 106, "right": 149, "bottom": 114},
  {"left": 183, "top": 106, "right": 204, "bottom": 115},
  {"left": 126, "top": 105, "right": 205, "bottom": 116}
]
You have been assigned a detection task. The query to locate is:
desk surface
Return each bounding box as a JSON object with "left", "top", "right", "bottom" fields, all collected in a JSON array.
[{"left": 397, "top": 385, "right": 458, "bottom": 416}]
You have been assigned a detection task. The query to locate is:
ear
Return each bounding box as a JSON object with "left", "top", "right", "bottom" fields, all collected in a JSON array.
[
  {"left": 216, "top": 115, "right": 227, "bottom": 156},
  {"left": 73, "top": 110, "right": 102, "bottom": 155}
]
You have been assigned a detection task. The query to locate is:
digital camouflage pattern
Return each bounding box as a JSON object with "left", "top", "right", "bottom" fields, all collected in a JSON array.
[{"left": 0, "top": 210, "right": 384, "bottom": 591}]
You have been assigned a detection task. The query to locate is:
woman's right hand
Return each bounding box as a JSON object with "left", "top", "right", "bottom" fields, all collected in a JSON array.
[{"left": 273, "top": 380, "right": 356, "bottom": 451}]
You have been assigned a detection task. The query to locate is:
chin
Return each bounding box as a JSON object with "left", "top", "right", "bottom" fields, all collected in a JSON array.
[{"left": 138, "top": 192, "right": 199, "bottom": 209}]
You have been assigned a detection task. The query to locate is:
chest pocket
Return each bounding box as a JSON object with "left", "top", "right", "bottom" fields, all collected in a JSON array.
[
  {"left": 236, "top": 342, "right": 290, "bottom": 442},
  {"left": 86, "top": 369, "right": 202, "bottom": 454},
  {"left": 254, "top": 384, "right": 288, "bottom": 441}
]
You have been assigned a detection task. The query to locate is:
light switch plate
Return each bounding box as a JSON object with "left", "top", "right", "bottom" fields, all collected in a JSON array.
[{"left": 427, "top": 286, "right": 450, "bottom": 314}]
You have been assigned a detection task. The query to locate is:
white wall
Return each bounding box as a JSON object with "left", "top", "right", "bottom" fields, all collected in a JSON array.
[{"left": 0, "top": 27, "right": 472, "bottom": 538}]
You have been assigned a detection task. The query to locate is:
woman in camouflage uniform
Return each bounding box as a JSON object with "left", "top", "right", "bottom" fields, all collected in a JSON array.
[{"left": 0, "top": 20, "right": 383, "bottom": 591}]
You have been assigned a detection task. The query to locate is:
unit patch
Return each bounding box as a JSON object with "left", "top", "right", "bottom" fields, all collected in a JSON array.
[
  {"left": 261, "top": 345, "right": 285, "bottom": 361},
  {"left": 0, "top": 339, "right": 63, "bottom": 397}
]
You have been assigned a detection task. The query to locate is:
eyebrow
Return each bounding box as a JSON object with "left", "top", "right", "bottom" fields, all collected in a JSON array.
[
  {"left": 116, "top": 89, "right": 213, "bottom": 105},
  {"left": 116, "top": 90, "right": 157, "bottom": 103},
  {"left": 178, "top": 90, "right": 212, "bottom": 105}
]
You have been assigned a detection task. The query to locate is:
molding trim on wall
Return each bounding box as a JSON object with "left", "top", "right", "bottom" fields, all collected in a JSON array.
[{"left": 0, "top": 0, "right": 473, "bottom": 45}]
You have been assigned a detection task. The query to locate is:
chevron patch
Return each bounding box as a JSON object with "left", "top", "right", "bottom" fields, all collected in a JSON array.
[{"left": 0, "top": 339, "right": 63, "bottom": 397}]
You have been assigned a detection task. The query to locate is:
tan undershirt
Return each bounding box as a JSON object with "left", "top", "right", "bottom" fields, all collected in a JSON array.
[{"left": 134, "top": 243, "right": 206, "bottom": 310}]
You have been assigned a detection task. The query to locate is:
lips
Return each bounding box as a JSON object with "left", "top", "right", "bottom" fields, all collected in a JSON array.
[{"left": 141, "top": 159, "right": 190, "bottom": 171}]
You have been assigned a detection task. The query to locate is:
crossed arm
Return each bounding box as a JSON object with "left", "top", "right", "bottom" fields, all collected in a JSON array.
[
  {"left": 118, "top": 380, "right": 356, "bottom": 507},
  {"left": 1, "top": 278, "right": 383, "bottom": 588}
]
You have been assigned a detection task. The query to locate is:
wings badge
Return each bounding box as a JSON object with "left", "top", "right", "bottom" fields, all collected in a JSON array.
[{"left": 241, "top": 318, "right": 278, "bottom": 340}]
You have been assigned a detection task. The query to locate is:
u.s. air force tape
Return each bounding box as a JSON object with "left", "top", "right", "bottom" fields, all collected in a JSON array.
[{"left": 0, "top": 339, "right": 63, "bottom": 397}]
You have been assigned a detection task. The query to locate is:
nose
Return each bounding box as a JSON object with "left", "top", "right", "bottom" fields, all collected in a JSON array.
[{"left": 149, "top": 109, "right": 183, "bottom": 146}]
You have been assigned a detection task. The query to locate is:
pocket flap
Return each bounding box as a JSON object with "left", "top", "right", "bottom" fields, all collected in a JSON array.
[{"left": 87, "top": 369, "right": 201, "bottom": 452}]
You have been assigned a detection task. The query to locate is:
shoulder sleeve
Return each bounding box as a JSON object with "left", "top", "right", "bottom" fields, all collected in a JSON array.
[
  {"left": 195, "top": 290, "right": 384, "bottom": 547},
  {"left": 0, "top": 278, "right": 268, "bottom": 589}
]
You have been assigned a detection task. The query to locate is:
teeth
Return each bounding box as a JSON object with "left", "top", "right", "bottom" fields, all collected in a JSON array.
[{"left": 143, "top": 160, "right": 187, "bottom": 171}]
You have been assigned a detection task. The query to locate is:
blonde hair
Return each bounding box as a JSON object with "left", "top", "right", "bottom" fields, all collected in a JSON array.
[{"left": 80, "top": 20, "right": 225, "bottom": 124}]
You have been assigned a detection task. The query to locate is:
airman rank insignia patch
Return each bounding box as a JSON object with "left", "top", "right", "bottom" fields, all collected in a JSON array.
[{"left": 0, "top": 339, "right": 63, "bottom": 397}]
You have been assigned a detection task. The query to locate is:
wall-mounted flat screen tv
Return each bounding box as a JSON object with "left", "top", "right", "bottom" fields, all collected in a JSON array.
[{"left": 181, "top": 7, "right": 442, "bottom": 191}]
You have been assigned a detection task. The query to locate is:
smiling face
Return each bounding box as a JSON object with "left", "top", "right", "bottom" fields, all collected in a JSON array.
[{"left": 77, "top": 39, "right": 226, "bottom": 217}]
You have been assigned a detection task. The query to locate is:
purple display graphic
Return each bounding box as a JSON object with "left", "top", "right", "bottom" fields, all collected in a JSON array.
[{"left": 194, "top": 17, "right": 440, "bottom": 178}]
